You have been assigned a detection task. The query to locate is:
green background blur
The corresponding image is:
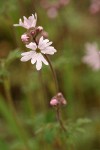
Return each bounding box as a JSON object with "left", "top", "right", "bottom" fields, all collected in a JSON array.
[{"left": 0, "top": 0, "right": 100, "bottom": 150}]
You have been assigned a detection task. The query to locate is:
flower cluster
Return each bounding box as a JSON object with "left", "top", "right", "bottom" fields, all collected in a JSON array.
[
  {"left": 82, "top": 43, "right": 100, "bottom": 70},
  {"left": 50, "top": 92, "right": 67, "bottom": 106},
  {"left": 14, "top": 13, "right": 56, "bottom": 70}
]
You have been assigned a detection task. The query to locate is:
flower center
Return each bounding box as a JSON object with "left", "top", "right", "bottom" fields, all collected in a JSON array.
[{"left": 36, "top": 48, "right": 41, "bottom": 53}]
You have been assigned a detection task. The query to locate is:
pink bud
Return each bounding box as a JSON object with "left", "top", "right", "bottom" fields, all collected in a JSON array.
[
  {"left": 31, "top": 31, "right": 35, "bottom": 35},
  {"left": 36, "top": 26, "right": 43, "bottom": 32},
  {"left": 50, "top": 99, "right": 58, "bottom": 106},
  {"left": 21, "top": 34, "right": 29, "bottom": 42}
]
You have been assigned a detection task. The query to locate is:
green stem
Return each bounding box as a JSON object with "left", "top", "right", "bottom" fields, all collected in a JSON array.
[
  {"left": 56, "top": 106, "right": 66, "bottom": 132},
  {"left": 3, "top": 78, "right": 32, "bottom": 150},
  {"left": 44, "top": 54, "right": 59, "bottom": 93},
  {"left": 43, "top": 55, "right": 66, "bottom": 132}
]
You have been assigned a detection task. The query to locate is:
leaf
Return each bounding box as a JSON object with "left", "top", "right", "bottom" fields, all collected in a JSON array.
[{"left": 76, "top": 118, "right": 92, "bottom": 126}]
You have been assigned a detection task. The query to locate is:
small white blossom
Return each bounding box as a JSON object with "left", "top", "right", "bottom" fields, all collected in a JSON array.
[
  {"left": 21, "top": 36, "right": 57, "bottom": 70},
  {"left": 14, "top": 14, "right": 37, "bottom": 29},
  {"left": 82, "top": 43, "right": 100, "bottom": 70}
]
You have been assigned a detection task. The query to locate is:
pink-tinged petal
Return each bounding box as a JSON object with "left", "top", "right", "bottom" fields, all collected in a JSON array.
[
  {"left": 14, "top": 13, "right": 37, "bottom": 29},
  {"left": 26, "top": 42, "right": 37, "bottom": 50},
  {"left": 38, "top": 36, "right": 44, "bottom": 46},
  {"left": 29, "top": 13, "right": 37, "bottom": 28},
  {"left": 39, "top": 53, "right": 48, "bottom": 65},
  {"left": 21, "top": 55, "right": 32, "bottom": 62},
  {"left": 31, "top": 52, "right": 38, "bottom": 64},
  {"left": 39, "top": 41, "right": 53, "bottom": 50},
  {"left": 21, "top": 51, "right": 35, "bottom": 62},
  {"left": 38, "top": 39, "right": 49, "bottom": 49},
  {"left": 21, "top": 51, "right": 33, "bottom": 56},
  {"left": 13, "top": 19, "right": 22, "bottom": 27},
  {"left": 36, "top": 60, "right": 42, "bottom": 70},
  {"left": 23, "top": 16, "right": 30, "bottom": 29},
  {"left": 41, "top": 46, "right": 57, "bottom": 55}
]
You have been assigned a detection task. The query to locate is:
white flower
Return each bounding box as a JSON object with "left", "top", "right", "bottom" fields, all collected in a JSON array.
[
  {"left": 21, "top": 36, "right": 57, "bottom": 70},
  {"left": 82, "top": 43, "right": 100, "bottom": 70},
  {"left": 14, "top": 13, "right": 37, "bottom": 29}
]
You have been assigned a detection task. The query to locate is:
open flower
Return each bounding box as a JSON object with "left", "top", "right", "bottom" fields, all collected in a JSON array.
[
  {"left": 82, "top": 43, "right": 100, "bottom": 70},
  {"left": 21, "top": 36, "right": 57, "bottom": 70},
  {"left": 14, "top": 14, "right": 37, "bottom": 29}
]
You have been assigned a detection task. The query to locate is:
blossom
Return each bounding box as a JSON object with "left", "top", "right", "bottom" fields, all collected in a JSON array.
[
  {"left": 82, "top": 43, "right": 100, "bottom": 70},
  {"left": 21, "top": 36, "right": 57, "bottom": 70},
  {"left": 14, "top": 14, "right": 37, "bottom": 29}
]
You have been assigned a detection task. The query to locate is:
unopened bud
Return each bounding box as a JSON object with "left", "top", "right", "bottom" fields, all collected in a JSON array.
[
  {"left": 41, "top": 31, "right": 48, "bottom": 38},
  {"left": 36, "top": 26, "right": 43, "bottom": 32},
  {"left": 50, "top": 98, "right": 58, "bottom": 106},
  {"left": 50, "top": 92, "right": 67, "bottom": 107},
  {"left": 21, "top": 34, "right": 30, "bottom": 44}
]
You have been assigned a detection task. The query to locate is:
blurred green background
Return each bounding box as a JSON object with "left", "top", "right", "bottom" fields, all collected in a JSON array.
[{"left": 0, "top": 0, "right": 100, "bottom": 149}]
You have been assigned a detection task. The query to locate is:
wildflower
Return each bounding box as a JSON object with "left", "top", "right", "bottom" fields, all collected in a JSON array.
[
  {"left": 21, "top": 36, "right": 56, "bottom": 70},
  {"left": 14, "top": 14, "right": 37, "bottom": 29},
  {"left": 82, "top": 43, "right": 100, "bottom": 70}
]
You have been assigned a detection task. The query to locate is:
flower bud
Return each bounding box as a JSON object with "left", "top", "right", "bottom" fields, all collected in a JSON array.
[
  {"left": 50, "top": 98, "right": 58, "bottom": 106},
  {"left": 50, "top": 92, "right": 67, "bottom": 107},
  {"left": 36, "top": 26, "right": 43, "bottom": 32},
  {"left": 21, "top": 34, "right": 30, "bottom": 44}
]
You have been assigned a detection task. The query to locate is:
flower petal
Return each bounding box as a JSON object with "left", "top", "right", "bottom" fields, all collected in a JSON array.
[
  {"left": 29, "top": 13, "right": 37, "bottom": 28},
  {"left": 38, "top": 36, "right": 44, "bottom": 46},
  {"left": 39, "top": 53, "right": 48, "bottom": 65},
  {"left": 26, "top": 42, "right": 37, "bottom": 50},
  {"left": 21, "top": 55, "right": 32, "bottom": 62},
  {"left": 21, "top": 51, "right": 35, "bottom": 62},
  {"left": 21, "top": 51, "right": 32, "bottom": 56},
  {"left": 31, "top": 52, "right": 38, "bottom": 64},
  {"left": 36, "top": 60, "right": 42, "bottom": 71},
  {"left": 13, "top": 14, "right": 37, "bottom": 29},
  {"left": 41, "top": 46, "right": 57, "bottom": 55}
]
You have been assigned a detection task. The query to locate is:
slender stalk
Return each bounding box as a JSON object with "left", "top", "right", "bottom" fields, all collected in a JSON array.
[
  {"left": 56, "top": 106, "right": 66, "bottom": 132},
  {"left": 43, "top": 54, "right": 59, "bottom": 93},
  {"left": 43, "top": 55, "right": 66, "bottom": 132},
  {"left": 3, "top": 78, "right": 32, "bottom": 150}
]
